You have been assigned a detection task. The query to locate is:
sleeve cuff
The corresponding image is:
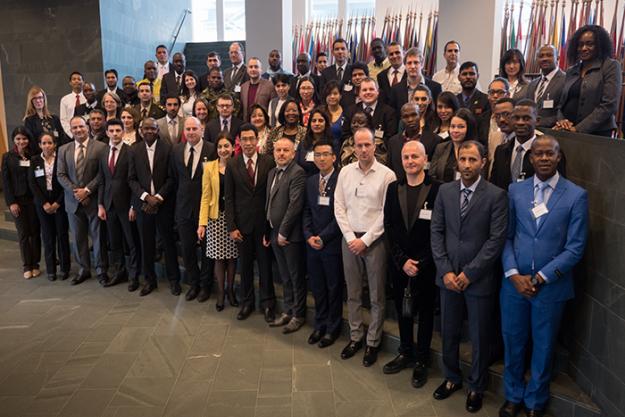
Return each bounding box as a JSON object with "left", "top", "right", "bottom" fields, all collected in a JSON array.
[
  {"left": 537, "top": 271, "right": 550, "bottom": 283},
  {"left": 344, "top": 232, "right": 356, "bottom": 242},
  {"left": 140, "top": 192, "right": 148, "bottom": 201},
  {"left": 155, "top": 194, "right": 164, "bottom": 201},
  {"left": 360, "top": 233, "right": 373, "bottom": 247},
  {"left": 504, "top": 268, "right": 519, "bottom": 278}
]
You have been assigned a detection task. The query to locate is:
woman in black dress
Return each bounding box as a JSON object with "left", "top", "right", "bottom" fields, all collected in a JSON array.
[{"left": 23, "top": 86, "right": 67, "bottom": 154}]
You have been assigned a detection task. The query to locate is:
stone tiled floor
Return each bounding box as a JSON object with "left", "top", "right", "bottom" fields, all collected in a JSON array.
[{"left": 0, "top": 244, "right": 503, "bottom": 417}]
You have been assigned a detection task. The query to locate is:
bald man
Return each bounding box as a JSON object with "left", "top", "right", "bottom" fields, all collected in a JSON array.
[
  {"left": 170, "top": 117, "right": 217, "bottom": 302},
  {"left": 383, "top": 140, "right": 441, "bottom": 387}
]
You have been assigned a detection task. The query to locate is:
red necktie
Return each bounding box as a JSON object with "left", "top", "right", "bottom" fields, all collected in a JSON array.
[
  {"left": 392, "top": 70, "right": 399, "bottom": 86},
  {"left": 108, "top": 146, "right": 116, "bottom": 175},
  {"left": 246, "top": 158, "right": 255, "bottom": 186},
  {"left": 75, "top": 94, "right": 81, "bottom": 108}
]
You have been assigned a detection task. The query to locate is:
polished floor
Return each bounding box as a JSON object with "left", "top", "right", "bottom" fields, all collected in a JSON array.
[{"left": 0, "top": 243, "right": 503, "bottom": 417}]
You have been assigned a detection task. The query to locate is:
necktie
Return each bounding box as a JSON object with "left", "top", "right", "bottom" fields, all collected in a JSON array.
[
  {"left": 510, "top": 144, "right": 525, "bottom": 181},
  {"left": 169, "top": 119, "right": 177, "bottom": 141},
  {"left": 187, "top": 146, "right": 195, "bottom": 178},
  {"left": 392, "top": 69, "right": 399, "bottom": 86},
  {"left": 337, "top": 67, "right": 343, "bottom": 81},
  {"left": 176, "top": 74, "right": 181, "bottom": 86},
  {"left": 222, "top": 118, "right": 229, "bottom": 132},
  {"left": 319, "top": 176, "right": 327, "bottom": 196},
  {"left": 460, "top": 188, "right": 472, "bottom": 218},
  {"left": 535, "top": 76, "right": 548, "bottom": 102},
  {"left": 535, "top": 182, "right": 549, "bottom": 226},
  {"left": 76, "top": 144, "right": 86, "bottom": 183},
  {"left": 141, "top": 108, "right": 148, "bottom": 119},
  {"left": 246, "top": 158, "right": 255, "bottom": 186},
  {"left": 365, "top": 106, "right": 373, "bottom": 116},
  {"left": 75, "top": 94, "right": 81, "bottom": 108},
  {"left": 108, "top": 146, "right": 116, "bottom": 175}
]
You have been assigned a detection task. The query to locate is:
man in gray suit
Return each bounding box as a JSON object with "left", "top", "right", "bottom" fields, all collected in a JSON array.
[
  {"left": 57, "top": 116, "right": 109, "bottom": 285},
  {"left": 224, "top": 42, "right": 249, "bottom": 92},
  {"left": 523, "top": 45, "right": 565, "bottom": 128},
  {"left": 430, "top": 140, "right": 508, "bottom": 413},
  {"left": 264, "top": 138, "right": 307, "bottom": 333},
  {"left": 156, "top": 95, "right": 184, "bottom": 145}
]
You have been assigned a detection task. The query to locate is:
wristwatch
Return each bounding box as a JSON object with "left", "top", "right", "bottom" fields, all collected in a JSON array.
[{"left": 530, "top": 274, "right": 543, "bottom": 287}]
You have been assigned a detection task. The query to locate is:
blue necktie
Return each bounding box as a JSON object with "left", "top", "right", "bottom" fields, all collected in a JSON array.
[{"left": 534, "top": 182, "right": 548, "bottom": 226}]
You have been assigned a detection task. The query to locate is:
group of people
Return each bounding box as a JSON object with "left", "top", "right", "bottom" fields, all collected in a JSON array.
[{"left": 2, "top": 23, "right": 605, "bottom": 417}]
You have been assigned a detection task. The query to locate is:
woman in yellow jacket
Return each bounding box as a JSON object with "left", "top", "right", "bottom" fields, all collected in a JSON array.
[{"left": 197, "top": 132, "right": 239, "bottom": 311}]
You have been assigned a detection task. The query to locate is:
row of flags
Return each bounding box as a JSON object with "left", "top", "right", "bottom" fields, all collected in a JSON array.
[
  {"left": 291, "top": 8, "right": 439, "bottom": 76},
  {"left": 501, "top": 0, "right": 625, "bottom": 72}
]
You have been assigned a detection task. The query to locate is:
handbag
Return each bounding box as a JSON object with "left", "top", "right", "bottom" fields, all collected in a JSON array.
[{"left": 402, "top": 284, "right": 413, "bottom": 318}]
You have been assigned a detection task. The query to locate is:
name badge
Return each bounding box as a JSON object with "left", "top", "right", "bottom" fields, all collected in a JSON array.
[
  {"left": 419, "top": 209, "right": 432, "bottom": 220},
  {"left": 455, "top": 171, "right": 461, "bottom": 180},
  {"left": 234, "top": 84, "right": 241, "bottom": 93},
  {"left": 531, "top": 203, "right": 549, "bottom": 219},
  {"left": 318, "top": 196, "right": 330, "bottom": 206},
  {"left": 543, "top": 99, "right": 554, "bottom": 109},
  {"left": 53, "top": 130, "right": 59, "bottom": 138},
  {"left": 516, "top": 172, "right": 526, "bottom": 183},
  {"left": 305, "top": 151, "right": 314, "bottom": 162},
  {"left": 424, "top": 162, "right": 431, "bottom": 170},
  {"left": 35, "top": 168, "right": 45, "bottom": 178},
  {"left": 343, "top": 84, "right": 353, "bottom": 92},
  {"left": 355, "top": 185, "right": 368, "bottom": 197},
  {"left": 374, "top": 129, "right": 384, "bottom": 139},
  {"left": 19, "top": 160, "right": 30, "bottom": 167}
]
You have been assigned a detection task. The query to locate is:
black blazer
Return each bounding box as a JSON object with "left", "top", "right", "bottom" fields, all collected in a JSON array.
[
  {"left": 28, "top": 154, "right": 64, "bottom": 206},
  {"left": 388, "top": 77, "right": 442, "bottom": 114},
  {"left": 24, "top": 114, "right": 69, "bottom": 154},
  {"left": 489, "top": 138, "right": 567, "bottom": 190},
  {"left": 74, "top": 102, "right": 99, "bottom": 117},
  {"left": 384, "top": 175, "right": 441, "bottom": 277},
  {"left": 159, "top": 71, "right": 184, "bottom": 106},
  {"left": 205, "top": 117, "right": 243, "bottom": 143},
  {"left": 341, "top": 101, "right": 398, "bottom": 142},
  {"left": 169, "top": 141, "right": 217, "bottom": 222},
  {"left": 2, "top": 152, "right": 33, "bottom": 205},
  {"left": 95, "top": 88, "right": 127, "bottom": 107},
  {"left": 131, "top": 103, "right": 166, "bottom": 120},
  {"left": 224, "top": 153, "right": 276, "bottom": 234},
  {"left": 321, "top": 64, "right": 352, "bottom": 90},
  {"left": 456, "top": 89, "right": 490, "bottom": 118},
  {"left": 386, "top": 131, "right": 441, "bottom": 180},
  {"left": 128, "top": 139, "right": 174, "bottom": 209},
  {"left": 377, "top": 67, "right": 403, "bottom": 104},
  {"left": 302, "top": 169, "right": 342, "bottom": 255},
  {"left": 98, "top": 143, "right": 133, "bottom": 211},
  {"left": 521, "top": 69, "right": 565, "bottom": 128}
]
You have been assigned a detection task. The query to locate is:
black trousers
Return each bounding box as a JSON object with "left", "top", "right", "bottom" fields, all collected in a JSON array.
[
  {"left": 12, "top": 197, "right": 41, "bottom": 271},
  {"left": 390, "top": 265, "right": 436, "bottom": 361},
  {"left": 106, "top": 203, "right": 138, "bottom": 279},
  {"left": 236, "top": 229, "right": 275, "bottom": 309},
  {"left": 137, "top": 205, "right": 180, "bottom": 284},
  {"left": 35, "top": 202, "right": 69, "bottom": 275},
  {"left": 177, "top": 218, "right": 213, "bottom": 289},
  {"left": 307, "top": 248, "right": 343, "bottom": 336}
]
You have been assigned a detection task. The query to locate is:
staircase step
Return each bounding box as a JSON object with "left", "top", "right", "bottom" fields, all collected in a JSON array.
[{"left": 183, "top": 41, "right": 246, "bottom": 80}]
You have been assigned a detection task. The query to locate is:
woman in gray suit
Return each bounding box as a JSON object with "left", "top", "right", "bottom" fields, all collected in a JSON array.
[{"left": 555, "top": 25, "right": 622, "bottom": 137}]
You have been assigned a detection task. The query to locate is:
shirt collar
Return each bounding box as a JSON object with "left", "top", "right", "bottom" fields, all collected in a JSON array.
[
  {"left": 321, "top": 168, "right": 335, "bottom": 182},
  {"left": 460, "top": 175, "right": 481, "bottom": 193},
  {"left": 187, "top": 140, "right": 203, "bottom": 153},
  {"left": 110, "top": 142, "right": 121, "bottom": 151},
  {"left": 533, "top": 171, "right": 560, "bottom": 190},
  {"left": 357, "top": 159, "right": 380, "bottom": 173},
  {"left": 75, "top": 138, "right": 89, "bottom": 148},
  {"left": 41, "top": 152, "right": 56, "bottom": 160},
  {"left": 542, "top": 67, "right": 559, "bottom": 81},
  {"left": 146, "top": 139, "right": 158, "bottom": 150},
  {"left": 362, "top": 101, "right": 378, "bottom": 113},
  {"left": 514, "top": 135, "right": 536, "bottom": 152},
  {"left": 243, "top": 152, "right": 258, "bottom": 165}
]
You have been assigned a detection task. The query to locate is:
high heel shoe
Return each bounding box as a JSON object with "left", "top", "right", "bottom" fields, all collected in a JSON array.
[{"left": 227, "top": 290, "right": 239, "bottom": 307}]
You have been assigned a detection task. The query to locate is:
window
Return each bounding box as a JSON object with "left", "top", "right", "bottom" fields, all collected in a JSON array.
[
  {"left": 310, "top": 0, "right": 338, "bottom": 18},
  {"left": 345, "top": 0, "right": 374, "bottom": 16},
  {"left": 192, "top": 0, "right": 217, "bottom": 41},
  {"left": 224, "top": 0, "right": 246, "bottom": 41}
]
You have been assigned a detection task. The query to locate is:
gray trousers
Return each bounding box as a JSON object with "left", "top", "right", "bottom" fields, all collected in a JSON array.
[
  {"left": 271, "top": 231, "right": 306, "bottom": 319},
  {"left": 341, "top": 237, "right": 387, "bottom": 347},
  {"left": 67, "top": 203, "right": 107, "bottom": 275}
]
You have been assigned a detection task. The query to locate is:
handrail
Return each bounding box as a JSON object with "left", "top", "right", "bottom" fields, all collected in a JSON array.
[{"left": 170, "top": 9, "right": 192, "bottom": 52}]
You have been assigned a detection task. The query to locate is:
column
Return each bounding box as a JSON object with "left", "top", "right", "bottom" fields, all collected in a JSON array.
[{"left": 245, "top": 0, "right": 293, "bottom": 71}]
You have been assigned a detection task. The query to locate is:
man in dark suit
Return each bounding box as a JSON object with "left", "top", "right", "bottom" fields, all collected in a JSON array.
[
  {"left": 321, "top": 38, "right": 352, "bottom": 89},
  {"left": 74, "top": 83, "right": 98, "bottom": 117},
  {"left": 382, "top": 141, "right": 441, "bottom": 388},
  {"left": 240, "top": 57, "right": 276, "bottom": 121},
  {"left": 386, "top": 102, "right": 440, "bottom": 179},
  {"left": 224, "top": 123, "right": 276, "bottom": 321},
  {"left": 224, "top": 42, "right": 249, "bottom": 92},
  {"left": 170, "top": 117, "right": 217, "bottom": 302},
  {"left": 122, "top": 76, "right": 140, "bottom": 107},
  {"left": 499, "top": 136, "right": 588, "bottom": 417},
  {"left": 290, "top": 53, "right": 321, "bottom": 98},
  {"left": 264, "top": 138, "right": 307, "bottom": 333},
  {"left": 456, "top": 61, "right": 490, "bottom": 118},
  {"left": 205, "top": 94, "right": 243, "bottom": 143},
  {"left": 97, "top": 119, "right": 138, "bottom": 289},
  {"left": 56, "top": 116, "right": 109, "bottom": 285},
  {"left": 302, "top": 140, "right": 343, "bottom": 348},
  {"left": 159, "top": 52, "right": 186, "bottom": 106},
  {"left": 199, "top": 51, "right": 222, "bottom": 91},
  {"left": 491, "top": 99, "right": 566, "bottom": 190},
  {"left": 389, "top": 47, "right": 442, "bottom": 114},
  {"left": 156, "top": 96, "right": 184, "bottom": 145},
  {"left": 522, "top": 45, "right": 565, "bottom": 128},
  {"left": 339, "top": 62, "right": 368, "bottom": 109},
  {"left": 95, "top": 69, "right": 127, "bottom": 108},
  {"left": 128, "top": 118, "right": 181, "bottom": 296},
  {"left": 430, "top": 140, "right": 508, "bottom": 413},
  {"left": 132, "top": 81, "right": 166, "bottom": 120},
  {"left": 377, "top": 41, "right": 405, "bottom": 105}
]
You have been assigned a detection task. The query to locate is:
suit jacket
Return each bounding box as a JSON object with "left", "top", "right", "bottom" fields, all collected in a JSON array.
[
  {"left": 97, "top": 143, "right": 133, "bottom": 211},
  {"left": 169, "top": 141, "right": 217, "bottom": 222},
  {"left": 430, "top": 178, "right": 508, "bottom": 296},
  {"left": 224, "top": 153, "right": 276, "bottom": 234},
  {"left": 456, "top": 89, "right": 490, "bottom": 118},
  {"left": 205, "top": 117, "right": 243, "bottom": 143},
  {"left": 429, "top": 141, "right": 457, "bottom": 183},
  {"left": 521, "top": 69, "right": 565, "bottom": 128},
  {"left": 489, "top": 138, "right": 567, "bottom": 190},
  {"left": 302, "top": 169, "right": 342, "bottom": 254},
  {"left": 265, "top": 161, "right": 306, "bottom": 242},
  {"left": 321, "top": 64, "right": 352, "bottom": 89},
  {"left": 268, "top": 96, "right": 288, "bottom": 127},
  {"left": 377, "top": 67, "right": 404, "bottom": 105},
  {"left": 74, "top": 101, "right": 99, "bottom": 117},
  {"left": 557, "top": 58, "right": 622, "bottom": 134},
  {"left": 127, "top": 138, "right": 174, "bottom": 209},
  {"left": 386, "top": 131, "right": 440, "bottom": 180},
  {"left": 502, "top": 176, "right": 588, "bottom": 302},
  {"left": 159, "top": 70, "right": 184, "bottom": 105},
  {"left": 342, "top": 101, "right": 398, "bottom": 142},
  {"left": 240, "top": 79, "right": 276, "bottom": 121},
  {"left": 156, "top": 115, "right": 185, "bottom": 144},
  {"left": 389, "top": 77, "right": 443, "bottom": 114},
  {"left": 131, "top": 103, "right": 166, "bottom": 120},
  {"left": 24, "top": 114, "right": 69, "bottom": 154},
  {"left": 95, "top": 88, "right": 127, "bottom": 107},
  {"left": 56, "top": 139, "right": 108, "bottom": 213},
  {"left": 384, "top": 175, "right": 441, "bottom": 276},
  {"left": 224, "top": 64, "right": 249, "bottom": 91},
  {"left": 28, "top": 154, "right": 64, "bottom": 206},
  {"left": 2, "top": 152, "right": 33, "bottom": 205}
]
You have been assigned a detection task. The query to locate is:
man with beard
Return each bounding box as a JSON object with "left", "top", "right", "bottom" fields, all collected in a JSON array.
[
  {"left": 456, "top": 61, "right": 489, "bottom": 119},
  {"left": 74, "top": 82, "right": 98, "bottom": 117},
  {"left": 262, "top": 49, "right": 293, "bottom": 80},
  {"left": 201, "top": 67, "right": 241, "bottom": 120},
  {"left": 199, "top": 51, "right": 222, "bottom": 91},
  {"left": 137, "top": 60, "right": 162, "bottom": 104},
  {"left": 290, "top": 53, "right": 321, "bottom": 97},
  {"left": 96, "top": 69, "right": 127, "bottom": 107}
]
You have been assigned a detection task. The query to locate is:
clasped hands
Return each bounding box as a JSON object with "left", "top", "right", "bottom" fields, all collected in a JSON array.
[
  {"left": 553, "top": 119, "right": 577, "bottom": 132},
  {"left": 73, "top": 187, "right": 90, "bottom": 206},
  {"left": 443, "top": 272, "right": 471, "bottom": 292},
  {"left": 142, "top": 195, "right": 163, "bottom": 214},
  {"left": 510, "top": 274, "right": 544, "bottom": 298}
]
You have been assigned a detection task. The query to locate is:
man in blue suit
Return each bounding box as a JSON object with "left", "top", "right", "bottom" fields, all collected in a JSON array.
[
  {"left": 499, "top": 135, "right": 588, "bottom": 417},
  {"left": 302, "top": 140, "right": 343, "bottom": 348}
]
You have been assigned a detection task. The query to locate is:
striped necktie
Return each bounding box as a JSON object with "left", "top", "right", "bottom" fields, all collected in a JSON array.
[{"left": 460, "top": 188, "right": 472, "bottom": 218}]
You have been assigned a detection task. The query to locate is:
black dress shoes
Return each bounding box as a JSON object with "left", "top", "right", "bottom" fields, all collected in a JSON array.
[
  {"left": 340, "top": 340, "right": 363, "bottom": 359},
  {"left": 170, "top": 281, "right": 182, "bottom": 296},
  {"left": 47, "top": 274, "right": 57, "bottom": 282},
  {"left": 362, "top": 345, "right": 380, "bottom": 367},
  {"left": 185, "top": 286, "right": 200, "bottom": 301},
  {"left": 499, "top": 401, "right": 522, "bottom": 417},
  {"left": 60, "top": 271, "right": 70, "bottom": 281},
  {"left": 128, "top": 280, "right": 140, "bottom": 292},
  {"left": 140, "top": 281, "right": 157, "bottom": 296},
  {"left": 308, "top": 330, "right": 325, "bottom": 345},
  {"left": 466, "top": 391, "right": 483, "bottom": 413},
  {"left": 71, "top": 273, "right": 90, "bottom": 286},
  {"left": 264, "top": 307, "right": 275, "bottom": 323},
  {"left": 97, "top": 273, "right": 110, "bottom": 286},
  {"left": 237, "top": 305, "right": 254, "bottom": 320},
  {"left": 215, "top": 303, "right": 225, "bottom": 312},
  {"left": 411, "top": 361, "right": 429, "bottom": 388},
  {"left": 104, "top": 273, "right": 128, "bottom": 287},
  {"left": 525, "top": 409, "right": 544, "bottom": 417},
  {"left": 433, "top": 380, "right": 463, "bottom": 400},
  {"left": 197, "top": 287, "right": 210, "bottom": 303},
  {"left": 383, "top": 353, "right": 416, "bottom": 374},
  {"left": 318, "top": 334, "right": 338, "bottom": 348}
]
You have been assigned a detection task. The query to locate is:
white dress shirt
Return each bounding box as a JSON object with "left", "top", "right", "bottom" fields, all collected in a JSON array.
[
  {"left": 108, "top": 142, "right": 121, "bottom": 168},
  {"left": 459, "top": 175, "right": 481, "bottom": 207},
  {"left": 534, "top": 67, "right": 559, "bottom": 101},
  {"left": 184, "top": 141, "right": 203, "bottom": 179},
  {"left": 510, "top": 135, "right": 536, "bottom": 178},
  {"left": 41, "top": 152, "right": 56, "bottom": 191},
  {"left": 334, "top": 160, "right": 396, "bottom": 247},
  {"left": 243, "top": 152, "right": 259, "bottom": 185},
  {"left": 140, "top": 140, "right": 158, "bottom": 200},
  {"left": 157, "top": 62, "right": 170, "bottom": 80},
  {"left": 432, "top": 65, "right": 462, "bottom": 95},
  {"left": 60, "top": 92, "right": 86, "bottom": 138},
  {"left": 386, "top": 65, "right": 406, "bottom": 87}
]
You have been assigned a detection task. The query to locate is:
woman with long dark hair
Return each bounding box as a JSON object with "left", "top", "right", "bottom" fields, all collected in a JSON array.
[
  {"left": 432, "top": 92, "right": 460, "bottom": 140},
  {"left": 430, "top": 108, "right": 477, "bottom": 182},
  {"left": 499, "top": 48, "right": 529, "bottom": 98},
  {"left": 180, "top": 70, "right": 201, "bottom": 117},
  {"left": 296, "top": 107, "right": 333, "bottom": 176}
]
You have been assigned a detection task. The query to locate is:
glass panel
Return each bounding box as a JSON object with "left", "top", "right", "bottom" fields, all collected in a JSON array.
[
  {"left": 192, "top": 0, "right": 217, "bottom": 41},
  {"left": 224, "top": 0, "right": 246, "bottom": 41},
  {"left": 345, "top": 0, "right": 374, "bottom": 16},
  {"left": 310, "top": 0, "right": 338, "bottom": 18}
]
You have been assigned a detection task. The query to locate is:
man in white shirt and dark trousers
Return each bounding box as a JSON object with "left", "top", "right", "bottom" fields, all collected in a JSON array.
[
  {"left": 59, "top": 71, "right": 86, "bottom": 138},
  {"left": 334, "top": 127, "right": 396, "bottom": 367}
]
